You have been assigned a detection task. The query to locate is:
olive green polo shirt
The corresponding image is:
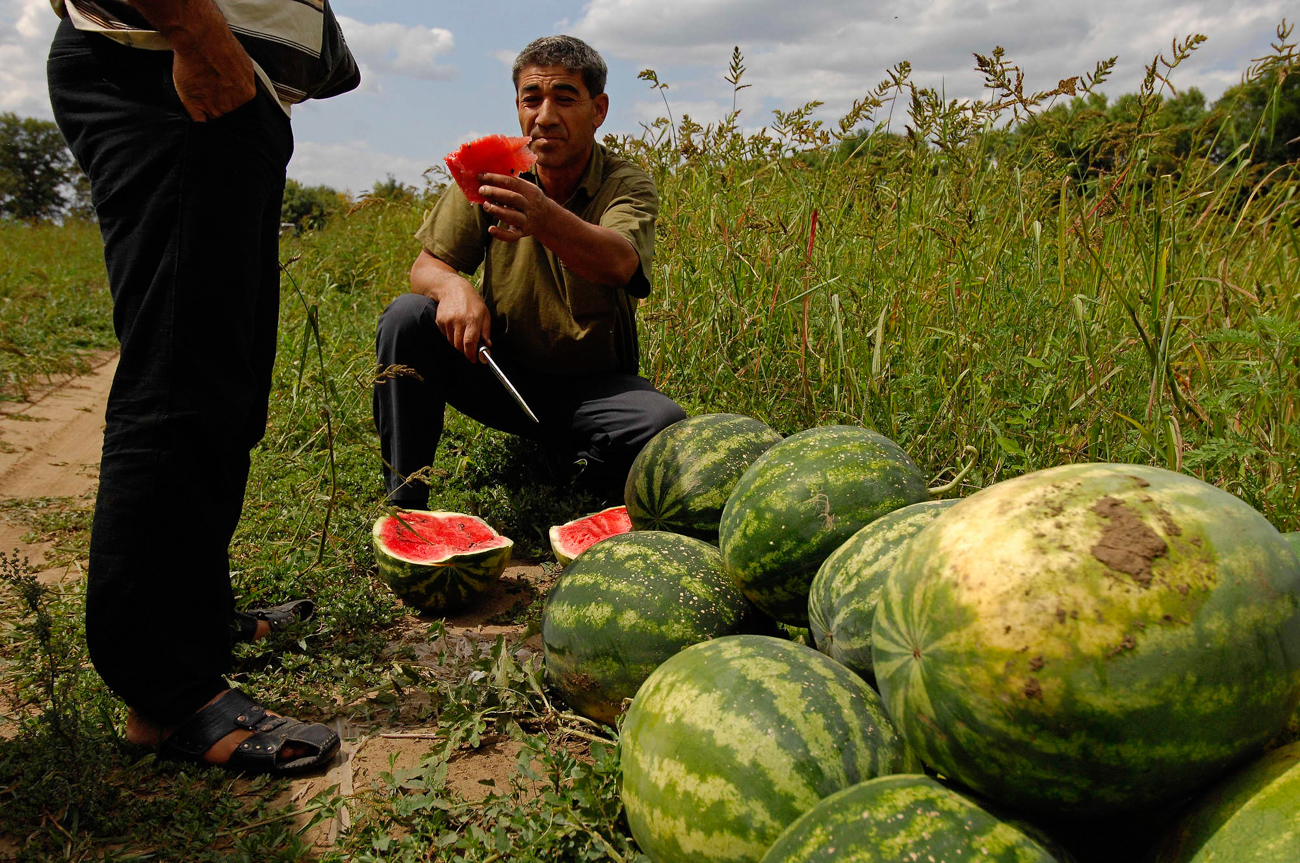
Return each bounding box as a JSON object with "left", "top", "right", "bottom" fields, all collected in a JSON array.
[{"left": 414, "top": 143, "right": 656, "bottom": 376}]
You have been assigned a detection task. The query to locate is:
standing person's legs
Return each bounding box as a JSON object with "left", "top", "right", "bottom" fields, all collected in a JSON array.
[{"left": 48, "top": 24, "right": 295, "bottom": 726}]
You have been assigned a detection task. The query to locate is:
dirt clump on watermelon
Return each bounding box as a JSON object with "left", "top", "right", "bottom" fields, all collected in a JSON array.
[
  {"left": 443, "top": 135, "right": 537, "bottom": 205},
  {"left": 547, "top": 505, "right": 631, "bottom": 566}
]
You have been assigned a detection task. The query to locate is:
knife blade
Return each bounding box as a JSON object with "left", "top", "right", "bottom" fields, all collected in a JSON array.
[{"left": 478, "top": 345, "right": 540, "bottom": 424}]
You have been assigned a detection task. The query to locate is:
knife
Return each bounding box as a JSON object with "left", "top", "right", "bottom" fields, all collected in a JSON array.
[{"left": 478, "top": 345, "right": 540, "bottom": 424}]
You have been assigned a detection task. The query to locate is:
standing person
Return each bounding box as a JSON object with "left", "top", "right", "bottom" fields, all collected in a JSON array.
[
  {"left": 46, "top": 0, "right": 357, "bottom": 773},
  {"left": 374, "top": 35, "right": 686, "bottom": 510}
]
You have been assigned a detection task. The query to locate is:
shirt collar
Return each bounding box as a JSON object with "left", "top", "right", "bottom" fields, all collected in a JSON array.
[
  {"left": 576, "top": 142, "right": 606, "bottom": 199},
  {"left": 526, "top": 142, "right": 606, "bottom": 206}
]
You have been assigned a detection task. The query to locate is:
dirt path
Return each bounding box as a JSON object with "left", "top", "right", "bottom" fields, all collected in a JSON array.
[{"left": 0, "top": 352, "right": 117, "bottom": 583}]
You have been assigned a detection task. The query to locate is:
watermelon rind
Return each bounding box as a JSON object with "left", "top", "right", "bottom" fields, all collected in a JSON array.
[
  {"left": 624, "top": 413, "right": 783, "bottom": 542},
  {"left": 541, "top": 531, "right": 757, "bottom": 725},
  {"left": 808, "top": 498, "right": 959, "bottom": 683},
  {"left": 620, "top": 634, "right": 920, "bottom": 863},
  {"left": 758, "top": 774, "right": 1061, "bottom": 863},
  {"left": 872, "top": 462, "right": 1300, "bottom": 817},
  {"left": 372, "top": 510, "right": 513, "bottom": 613},
  {"left": 547, "top": 505, "right": 631, "bottom": 566},
  {"left": 719, "top": 425, "right": 930, "bottom": 627},
  {"left": 1152, "top": 740, "right": 1300, "bottom": 862}
]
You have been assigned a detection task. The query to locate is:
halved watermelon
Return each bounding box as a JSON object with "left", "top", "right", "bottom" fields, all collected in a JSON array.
[
  {"left": 443, "top": 135, "right": 537, "bottom": 205},
  {"left": 548, "top": 505, "right": 631, "bottom": 566},
  {"left": 373, "top": 510, "right": 513, "bottom": 613}
]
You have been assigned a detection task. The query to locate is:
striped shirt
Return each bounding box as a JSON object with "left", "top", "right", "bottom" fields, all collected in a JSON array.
[{"left": 50, "top": 0, "right": 349, "bottom": 112}]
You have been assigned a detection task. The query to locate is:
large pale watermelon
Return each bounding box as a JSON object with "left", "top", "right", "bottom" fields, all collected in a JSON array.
[
  {"left": 872, "top": 462, "right": 1300, "bottom": 818},
  {"left": 624, "top": 413, "right": 783, "bottom": 542},
  {"left": 759, "top": 774, "right": 1061, "bottom": 863},
  {"left": 620, "top": 634, "right": 919, "bottom": 863},
  {"left": 541, "top": 531, "right": 757, "bottom": 725},
  {"left": 1152, "top": 741, "right": 1300, "bottom": 862},
  {"left": 808, "top": 499, "right": 958, "bottom": 683},
  {"left": 372, "top": 510, "right": 513, "bottom": 613},
  {"left": 719, "top": 425, "right": 930, "bottom": 626}
]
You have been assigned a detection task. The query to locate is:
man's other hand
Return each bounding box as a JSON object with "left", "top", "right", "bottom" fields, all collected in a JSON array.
[
  {"left": 479, "top": 173, "right": 556, "bottom": 242},
  {"left": 435, "top": 280, "right": 493, "bottom": 362},
  {"left": 172, "top": 41, "right": 257, "bottom": 121},
  {"left": 409, "top": 251, "right": 491, "bottom": 363},
  {"left": 129, "top": 0, "right": 258, "bottom": 122}
]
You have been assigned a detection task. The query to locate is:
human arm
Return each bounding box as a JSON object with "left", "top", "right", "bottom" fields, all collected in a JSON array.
[
  {"left": 128, "top": 0, "right": 257, "bottom": 121},
  {"left": 409, "top": 249, "right": 491, "bottom": 362},
  {"left": 478, "top": 174, "right": 641, "bottom": 288}
]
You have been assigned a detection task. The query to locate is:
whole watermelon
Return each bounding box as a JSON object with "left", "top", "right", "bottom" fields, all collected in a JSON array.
[
  {"left": 620, "top": 634, "right": 919, "bottom": 863},
  {"left": 872, "top": 462, "right": 1300, "bottom": 818},
  {"left": 759, "top": 774, "right": 1061, "bottom": 863},
  {"left": 372, "top": 510, "right": 513, "bottom": 613},
  {"left": 624, "top": 413, "right": 783, "bottom": 542},
  {"left": 1152, "top": 741, "right": 1300, "bottom": 862},
  {"left": 719, "top": 425, "right": 930, "bottom": 626},
  {"left": 541, "top": 531, "right": 757, "bottom": 725},
  {"left": 808, "top": 499, "right": 958, "bottom": 683}
]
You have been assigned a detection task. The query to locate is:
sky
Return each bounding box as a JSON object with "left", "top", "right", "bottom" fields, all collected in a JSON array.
[{"left": 2, "top": 0, "right": 1292, "bottom": 195}]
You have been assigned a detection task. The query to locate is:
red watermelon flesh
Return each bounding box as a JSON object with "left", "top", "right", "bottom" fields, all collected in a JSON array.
[
  {"left": 549, "top": 505, "right": 632, "bottom": 565},
  {"left": 379, "top": 511, "right": 511, "bottom": 563},
  {"left": 444, "top": 135, "right": 537, "bottom": 204}
]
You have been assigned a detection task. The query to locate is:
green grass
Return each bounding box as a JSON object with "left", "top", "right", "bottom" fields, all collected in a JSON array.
[
  {"left": 1, "top": 31, "right": 1298, "bottom": 862},
  {"left": 0, "top": 218, "right": 115, "bottom": 401}
]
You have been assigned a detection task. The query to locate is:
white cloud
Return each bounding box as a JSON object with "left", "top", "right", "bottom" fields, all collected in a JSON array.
[
  {"left": 576, "top": 0, "right": 1292, "bottom": 131},
  {"left": 336, "top": 16, "right": 456, "bottom": 82},
  {"left": 288, "top": 140, "right": 436, "bottom": 195},
  {"left": 1, "top": 0, "right": 59, "bottom": 117}
]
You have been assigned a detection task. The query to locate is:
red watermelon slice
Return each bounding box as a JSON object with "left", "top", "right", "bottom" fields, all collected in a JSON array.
[
  {"left": 444, "top": 135, "right": 537, "bottom": 205},
  {"left": 548, "top": 505, "right": 632, "bottom": 566}
]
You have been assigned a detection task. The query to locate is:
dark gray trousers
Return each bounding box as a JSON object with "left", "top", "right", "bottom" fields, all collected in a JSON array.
[
  {"left": 49, "top": 20, "right": 292, "bottom": 724},
  {"left": 373, "top": 292, "right": 685, "bottom": 506}
]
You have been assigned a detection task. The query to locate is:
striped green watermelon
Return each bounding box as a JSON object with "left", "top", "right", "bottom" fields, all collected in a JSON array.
[
  {"left": 624, "top": 413, "right": 783, "bottom": 542},
  {"left": 541, "top": 531, "right": 757, "bottom": 725},
  {"left": 372, "top": 510, "right": 513, "bottom": 613},
  {"left": 719, "top": 425, "right": 931, "bottom": 627},
  {"left": 872, "top": 462, "right": 1300, "bottom": 818},
  {"left": 620, "top": 634, "right": 919, "bottom": 863},
  {"left": 1152, "top": 741, "right": 1300, "bottom": 862},
  {"left": 759, "top": 774, "right": 1061, "bottom": 863},
  {"left": 808, "top": 499, "right": 959, "bottom": 683}
]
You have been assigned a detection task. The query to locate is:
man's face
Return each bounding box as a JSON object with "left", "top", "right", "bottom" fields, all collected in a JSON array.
[{"left": 516, "top": 65, "right": 609, "bottom": 171}]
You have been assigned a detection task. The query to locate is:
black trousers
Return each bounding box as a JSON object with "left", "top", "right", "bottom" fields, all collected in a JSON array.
[
  {"left": 48, "top": 21, "right": 293, "bottom": 724},
  {"left": 374, "top": 293, "right": 686, "bottom": 507}
]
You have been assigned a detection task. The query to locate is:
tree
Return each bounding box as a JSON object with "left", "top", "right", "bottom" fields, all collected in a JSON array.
[
  {"left": 280, "top": 178, "right": 347, "bottom": 233},
  {"left": 1212, "top": 71, "right": 1299, "bottom": 166},
  {"left": 0, "top": 113, "right": 76, "bottom": 221}
]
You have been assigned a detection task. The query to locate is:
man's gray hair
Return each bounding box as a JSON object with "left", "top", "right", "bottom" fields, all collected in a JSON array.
[{"left": 512, "top": 35, "right": 607, "bottom": 98}]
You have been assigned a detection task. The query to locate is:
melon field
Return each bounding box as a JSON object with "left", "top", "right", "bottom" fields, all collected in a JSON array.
[{"left": 2, "top": 31, "right": 1299, "bottom": 863}]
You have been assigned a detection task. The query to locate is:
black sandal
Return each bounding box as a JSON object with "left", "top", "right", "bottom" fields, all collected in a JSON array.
[
  {"left": 159, "top": 690, "right": 339, "bottom": 775},
  {"left": 232, "top": 599, "right": 315, "bottom": 643}
]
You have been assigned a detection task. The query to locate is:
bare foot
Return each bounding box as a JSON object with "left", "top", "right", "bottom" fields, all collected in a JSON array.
[{"left": 126, "top": 689, "right": 309, "bottom": 765}]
